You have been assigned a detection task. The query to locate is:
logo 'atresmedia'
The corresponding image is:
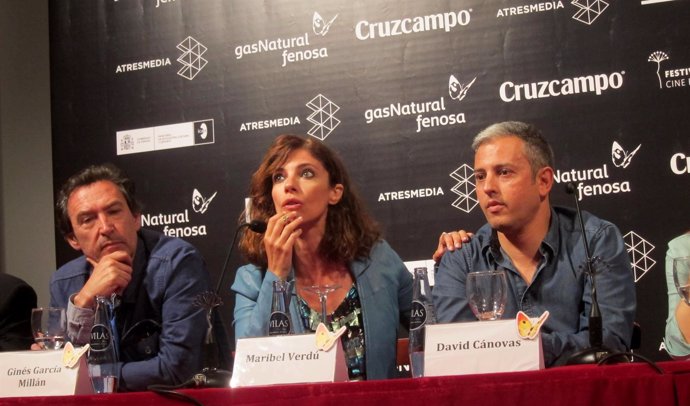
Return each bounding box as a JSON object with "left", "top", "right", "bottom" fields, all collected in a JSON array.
[
  {"left": 237, "top": 94, "right": 339, "bottom": 136},
  {"left": 114, "top": 36, "right": 207, "bottom": 81},
  {"left": 494, "top": 1, "right": 608, "bottom": 25}
]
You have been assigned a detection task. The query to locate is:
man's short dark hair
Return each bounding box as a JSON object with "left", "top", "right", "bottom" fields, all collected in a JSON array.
[
  {"left": 56, "top": 164, "right": 141, "bottom": 237},
  {"left": 472, "top": 121, "right": 555, "bottom": 175}
]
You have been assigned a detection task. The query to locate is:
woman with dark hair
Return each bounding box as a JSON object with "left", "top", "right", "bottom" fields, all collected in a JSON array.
[{"left": 232, "top": 134, "right": 412, "bottom": 380}]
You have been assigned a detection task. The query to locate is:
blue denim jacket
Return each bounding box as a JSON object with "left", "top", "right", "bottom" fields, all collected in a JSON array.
[
  {"left": 232, "top": 240, "right": 412, "bottom": 380},
  {"left": 664, "top": 233, "right": 690, "bottom": 358},
  {"left": 433, "top": 206, "right": 636, "bottom": 366},
  {"left": 50, "top": 229, "right": 228, "bottom": 391}
]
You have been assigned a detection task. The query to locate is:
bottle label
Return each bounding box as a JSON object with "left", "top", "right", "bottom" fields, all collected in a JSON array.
[
  {"left": 268, "top": 312, "right": 291, "bottom": 336},
  {"left": 90, "top": 324, "right": 112, "bottom": 351},
  {"left": 410, "top": 300, "right": 427, "bottom": 331}
]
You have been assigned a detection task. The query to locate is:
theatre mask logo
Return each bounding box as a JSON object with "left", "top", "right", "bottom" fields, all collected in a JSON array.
[
  {"left": 306, "top": 94, "right": 340, "bottom": 140},
  {"left": 624, "top": 231, "right": 655, "bottom": 282},
  {"left": 611, "top": 141, "right": 641, "bottom": 169},
  {"left": 449, "top": 75, "right": 476, "bottom": 101},
  {"left": 313, "top": 12, "right": 338, "bottom": 36},
  {"left": 450, "top": 164, "right": 479, "bottom": 213}
]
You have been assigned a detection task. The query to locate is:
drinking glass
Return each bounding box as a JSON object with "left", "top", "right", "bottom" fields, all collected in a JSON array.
[
  {"left": 301, "top": 284, "right": 340, "bottom": 329},
  {"left": 31, "top": 307, "right": 67, "bottom": 350},
  {"left": 466, "top": 270, "right": 508, "bottom": 321},
  {"left": 673, "top": 257, "right": 690, "bottom": 305}
]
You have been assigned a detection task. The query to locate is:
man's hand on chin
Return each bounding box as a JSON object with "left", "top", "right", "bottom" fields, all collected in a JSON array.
[{"left": 74, "top": 250, "right": 133, "bottom": 309}]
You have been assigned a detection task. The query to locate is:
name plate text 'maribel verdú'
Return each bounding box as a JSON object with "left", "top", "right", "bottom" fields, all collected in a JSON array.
[
  {"left": 231, "top": 323, "right": 348, "bottom": 387},
  {"left": 0, "top": 343, "right": 93, "bottom": 397},
  {"left": 424, "top": 311, "right": 549, "bottom": 377}
]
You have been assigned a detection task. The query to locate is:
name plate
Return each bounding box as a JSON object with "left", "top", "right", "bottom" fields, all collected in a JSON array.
[
  {"left": 0, "top": 350, "right": 93, "bottom": 397},
  {"left": 231, "top": 334, "right": 348, "bottom": 387},
  {"left": 424, "top": 320, "right": 544, "bottom": 377}
]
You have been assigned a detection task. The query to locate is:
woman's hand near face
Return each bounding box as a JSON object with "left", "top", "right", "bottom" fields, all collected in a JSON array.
[{"left": 264, "top": 212, "right": 303, "bottom": 280}]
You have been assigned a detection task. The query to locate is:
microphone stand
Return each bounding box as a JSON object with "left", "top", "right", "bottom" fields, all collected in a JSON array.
[
  {"left": 564, "top": 183, "right": 623, "bottom": 365},
  {"left": 190, "top": 220, "right": 267, "bottom": 387}
]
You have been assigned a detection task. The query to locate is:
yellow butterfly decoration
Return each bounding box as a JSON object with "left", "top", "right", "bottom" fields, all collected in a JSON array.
[
  {"left": 62, "top": 342, "right": 90, "bottom": 368},
  {"left": 314, "top": 323, "right": 347, "bottom": 351},
  {"left": 516, "top": 310, "right": 550, "bottom": 340}
]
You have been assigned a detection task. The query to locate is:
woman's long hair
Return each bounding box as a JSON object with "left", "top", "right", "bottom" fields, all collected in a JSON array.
[{"left": 239, "top": 135, "right": 381, "bottom": 268}]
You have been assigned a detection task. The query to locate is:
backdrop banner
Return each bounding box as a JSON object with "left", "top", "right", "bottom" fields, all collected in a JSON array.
[{"left": 49, "top": 0, "right": 690, "bottom": 362}]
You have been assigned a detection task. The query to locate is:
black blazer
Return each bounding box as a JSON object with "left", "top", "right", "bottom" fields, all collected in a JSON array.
[{"left": 0, "top": 273, "right": 37, "bottom": 351}]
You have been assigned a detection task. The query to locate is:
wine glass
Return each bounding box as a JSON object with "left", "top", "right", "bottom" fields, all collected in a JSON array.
[
  {"left": 31, "top": 307, "right": 67, "bottom": 350},
  {"left": 301, "top": 284, "right": 340, "bottom": 329},
  {"left": 466, "top": 270, "right": 508, "bottom": 321},
  {"left": 673, "top": 257, "right": 690, "bottom": 305}
]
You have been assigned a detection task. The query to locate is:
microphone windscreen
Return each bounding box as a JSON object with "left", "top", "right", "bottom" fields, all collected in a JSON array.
[
  {"left": 247, "top": 220, "right": 267, "bottom": 233},
  {"left": 565, "top": 182, "right": 576, "bottom": 195}
]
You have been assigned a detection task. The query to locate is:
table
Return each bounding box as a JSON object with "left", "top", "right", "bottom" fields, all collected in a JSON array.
[{"left": 3, "top": 360, "right": 689, "bottom": 406}]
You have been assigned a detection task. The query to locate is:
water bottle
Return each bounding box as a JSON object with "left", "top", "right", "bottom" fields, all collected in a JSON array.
[
  {"left": 88, "top": 296, "right": 119, "bottom": 393},
  {"left": 268, "top": 280, "right": 292, "bottom": 336},
  {"left": 408, "top": 267, "right": 436, "bottom": 378}
]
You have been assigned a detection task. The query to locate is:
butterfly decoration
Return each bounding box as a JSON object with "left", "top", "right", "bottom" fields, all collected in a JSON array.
[
  {"left": 448, "top": 75, "right": 477, "bottom": 101},
  {"left": 192, "top": 189, "right": 217, "bottom": 214},
  {"left": 313, "top": 12, "right": 339, "bottom": 36},
  {"left": 62, "top": 342, "right": 90, "bottom": 368},
  {"left": 314, "top": 322, "right": 347, "bottom": 351},
  {"left": 611, "top": 141, "right": 641, "bottom": 168},
  {"left": 516, "top": 310, "right": 550, "bottom": 340}
]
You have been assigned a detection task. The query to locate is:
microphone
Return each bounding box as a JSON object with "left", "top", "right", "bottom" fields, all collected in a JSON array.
[
  {"left": 214, "top": 220, "right": 267, "bottom": 295},
  {"left": 564, "top": 182, "right": 610, "bottom": 365},
  {"left": 192, "top": 219, "right": 267, "bottom": 388}
]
